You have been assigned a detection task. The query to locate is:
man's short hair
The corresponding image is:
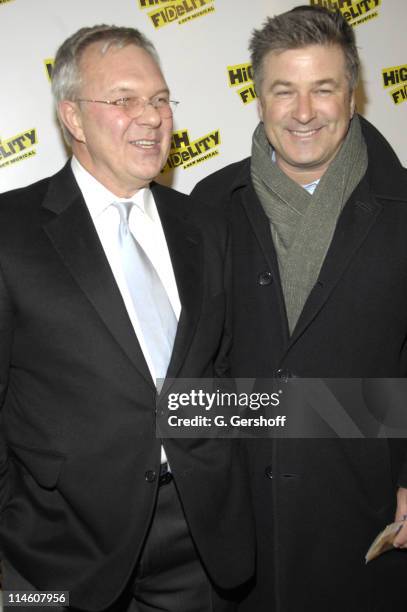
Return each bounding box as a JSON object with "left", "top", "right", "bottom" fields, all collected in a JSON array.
[
  {"left": 51, "top": 25, "right": 160, "bottom": 144},
  {"left": 249, "top": 5, "right": 360, "bottom": 96}
]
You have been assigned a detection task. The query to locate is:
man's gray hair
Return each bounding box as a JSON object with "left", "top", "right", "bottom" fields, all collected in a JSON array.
[
  {"left": 51, "top": 24, "right": 160, "bottom": 144},
  {"left": 249, "top": 5, "right": 360, "bottom": 96}
]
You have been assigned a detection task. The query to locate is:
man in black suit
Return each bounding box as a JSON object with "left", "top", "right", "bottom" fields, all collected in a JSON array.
[
  {"left": 0, "top": 25, "right": 254, "bottom": 611},
  {"left": 193, "top": 6, "right": 407, "bottom": 612}
]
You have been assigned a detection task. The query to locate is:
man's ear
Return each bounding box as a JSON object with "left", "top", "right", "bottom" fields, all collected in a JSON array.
[
  {"left": 257, "top": 97, "right": 264, "bottom": 122},
  {"left": 349, "top": 90, "right": 356, "bottom": 118},
  {"left": 58, "top": 100, "right": 86, "bottom": 143}
]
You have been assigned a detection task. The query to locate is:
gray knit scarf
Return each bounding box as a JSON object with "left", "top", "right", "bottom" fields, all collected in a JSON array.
[{"left": 251, "top": 114, "right": 368, "bottom": 334}]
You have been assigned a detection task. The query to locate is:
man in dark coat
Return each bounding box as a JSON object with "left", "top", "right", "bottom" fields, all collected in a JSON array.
[
  {"left": 193, "top": 6, "right": 407, "bottom": 611},
  {"left": 0, "top": 25, "right": 255, "bottom": 611}
]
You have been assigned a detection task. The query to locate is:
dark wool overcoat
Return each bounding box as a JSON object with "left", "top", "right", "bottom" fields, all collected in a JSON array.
[{"left": 193, "top": 116, "right": 407, "bottom": 612}]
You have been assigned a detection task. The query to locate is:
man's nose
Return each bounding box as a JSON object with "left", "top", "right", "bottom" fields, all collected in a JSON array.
[
  {"left": 292, "top": 93, "right": 316, "bottom": 124},
  {"left": 135, "top": 101, "right": 163, "bottom": 126}
]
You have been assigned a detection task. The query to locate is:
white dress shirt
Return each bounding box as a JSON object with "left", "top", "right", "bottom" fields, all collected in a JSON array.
[{"left": 71, "top": 157, "right": 181, "bottom": 463}]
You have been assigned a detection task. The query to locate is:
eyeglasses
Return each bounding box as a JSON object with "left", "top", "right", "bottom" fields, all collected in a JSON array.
[{"left": 76, "top": 96, "right": 179, "bottom": 118}]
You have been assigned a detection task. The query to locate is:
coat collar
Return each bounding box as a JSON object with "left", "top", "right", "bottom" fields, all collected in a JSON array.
[
  {"left": 358, "top": 115, "right": 407, "bottom": 202},
  {"left": 288, "top": 176, "right": 382, "bottom": 349},
  {"left": 41, "top": 163, "right": 202, "bottom": 387}
]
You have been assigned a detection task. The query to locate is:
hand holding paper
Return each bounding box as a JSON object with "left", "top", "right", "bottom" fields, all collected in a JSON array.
[{"left": 366, "top": 487, "right": 407, "bottom": 562}]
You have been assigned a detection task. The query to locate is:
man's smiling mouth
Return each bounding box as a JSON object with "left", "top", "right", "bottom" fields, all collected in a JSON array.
[{"left": 130, "top": 139, "right": 158, "bottom": 148}]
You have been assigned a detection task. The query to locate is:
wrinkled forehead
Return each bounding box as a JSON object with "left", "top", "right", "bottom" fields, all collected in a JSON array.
[
  {"left": 260, "top": 44, "right": 349, "bottom": 88},
  {"left": 77, "top": 41, "right": 166, "bottom": 93}
]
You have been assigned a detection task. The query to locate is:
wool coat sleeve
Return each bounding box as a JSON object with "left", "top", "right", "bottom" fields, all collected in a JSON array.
[{"left": 0, "top": 264, "right": 13, "bottom": 514}]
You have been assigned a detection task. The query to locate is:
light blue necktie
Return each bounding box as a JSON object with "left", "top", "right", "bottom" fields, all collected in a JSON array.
[{"left": 113, "top": 201, "right": 177, "bottom": 384}]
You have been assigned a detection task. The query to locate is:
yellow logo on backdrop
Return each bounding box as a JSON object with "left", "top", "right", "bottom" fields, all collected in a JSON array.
[
  {"left": 309, "top": 0, "right": 381, "bottom": 27},
  {"left": 0, "top": 0, "right": 15, "bottom": 5},
  {"left": 0, "top": 129, "right": 38, "bottom": 169},
  {"left": 227, "top": 63, "right": 256, "bottom": 105},
  {"left": 162, "top": 128, "right": 220, "bottom": 172},
  {"left": 138, "top": 0, "right": 215, "bottom": 29},
  {"left": 382, "top": 64, "right": 407, "bottom": 105},
  {"left": 44, "top": 58, "right": 55, "bottom": 81}
]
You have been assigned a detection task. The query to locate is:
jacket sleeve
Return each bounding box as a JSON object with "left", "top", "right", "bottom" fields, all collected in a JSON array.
[
  {"left": 0, "top": 263, "right": 13, "bottom": 513},
  {"left": 191, "top": 185, "right": 233, "bottom": 379},
  {"left": 361, "top": 379, "right": 407, "bottom": 488}
]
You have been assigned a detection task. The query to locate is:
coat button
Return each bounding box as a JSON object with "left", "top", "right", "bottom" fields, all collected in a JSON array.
[
  {"left": 258, "top": 271, "right": 273, "bottom": 286},
  {"left": 275, "top": 368, "right": 292, "bottom": 381},
  {"left": 264, "top": 465, "right": 273, "bottom": 479},
  {"left": 145, "top": 470, "right": 157, "bottom": 483}
]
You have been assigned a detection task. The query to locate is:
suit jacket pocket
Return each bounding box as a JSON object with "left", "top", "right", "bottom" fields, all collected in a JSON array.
[{"left": 7, "top": 441, "right": 65, "bottom": 490}]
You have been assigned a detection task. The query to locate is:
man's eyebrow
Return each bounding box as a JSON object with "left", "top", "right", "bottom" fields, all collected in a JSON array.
[
  {"left": 269, "top": 78, "right": 339, "bottom": 90},
  {"left": 107, "top": 86, "right": 170, "bottom": 96},
  {"left": 269, "top": 80, "right": 293, "bottom": 89},
  {"left": 312, "top": 78, "right": 339, "bottom": 87}
]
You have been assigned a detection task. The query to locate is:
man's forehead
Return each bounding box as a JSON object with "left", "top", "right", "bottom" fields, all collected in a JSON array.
[
  {"left": 78, "top": 42, "right": 165, "bottom": 85},
  {"left": 262, "top": 45, "right": 348, "bottom": 82},
  {"left": 263, "top": 44, "right": 346, "bottom": 67},
  {"left": 76, "top": 45, "right": 168, "bottom": 100},
  {"left": 78, "top": 41, "right": 114, "bottom": 75},
  {"left": 79, "top": 41, "right": 152, "bottom": 70},
  {"left": 79, "top": 41, "right": 116, "bottom": 60}
]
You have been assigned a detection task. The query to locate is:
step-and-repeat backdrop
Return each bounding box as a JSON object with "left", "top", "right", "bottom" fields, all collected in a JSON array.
[{"left": 0, "top": 0, "right": 405, "bottom": 196}]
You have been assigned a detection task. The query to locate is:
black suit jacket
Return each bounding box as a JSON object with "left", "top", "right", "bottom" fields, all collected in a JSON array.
[
  {"left": 192, "top": 117, "right": 407, "bottom": 611},
  {"left": 0, "top": 163, "right": 255, "bottom": 611}
]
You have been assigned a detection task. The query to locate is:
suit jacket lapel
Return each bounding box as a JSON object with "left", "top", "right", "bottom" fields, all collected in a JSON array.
[
  {"left": 42, "top": 163, "right": 154, "bottom": 387},
  {"left": 152, "top": 183, "right": 202, "bottom": 381},
  {"left": 288, "top": 178, "right": 383, "bottom": 349}
]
